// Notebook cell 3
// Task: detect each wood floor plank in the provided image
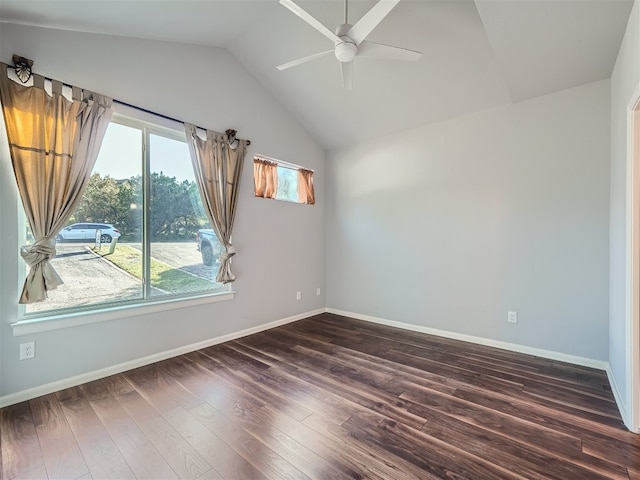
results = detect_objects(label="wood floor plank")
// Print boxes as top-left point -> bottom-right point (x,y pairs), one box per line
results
223,359 -> 355,425
227,340 -> 300,374
314,318 -> 623,425
446,387 -> 632,478
399,381 -> 584,455
452,384 -> 637,446
320,318 -> 614,400
150,361 -> 206,410
164,406 -> 267,480
221,402 -> 352,480
581,433 -> 640,472
29,394 -> 89,480
1,402 -> 45,479
55,386 -> 135,480
163,354 -> 263,413
301,336 -> 458,395
194,468 -> 224,480
301,410 -> 442,479
2,313 -> 638,480
387,347 -> 526,393
227,341 -> 373,424
189,350 -> 313,421
189,402 -> 311,480
231,337 -> 402,428
200,343 -> 271,371
458,354 -> 615,398
418,405 -> 628,480
318,314 -> 602,384
236,334 -> 428,429
7,465 -> 49,480
343,413 -> 528,480
103,375 -> 212,480
124,365 -> 182,414
80,379 -> 180,480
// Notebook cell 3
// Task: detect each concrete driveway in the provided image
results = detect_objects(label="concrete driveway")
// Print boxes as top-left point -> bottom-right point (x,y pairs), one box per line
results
127,242 -> 217,279
26,241 -> 217,314
27,244 -> 142,313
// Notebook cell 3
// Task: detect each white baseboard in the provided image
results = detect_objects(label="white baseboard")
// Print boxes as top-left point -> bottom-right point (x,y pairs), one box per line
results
0,308 -> 324,408
605,365 -> 633,431
326,308 -> 609,371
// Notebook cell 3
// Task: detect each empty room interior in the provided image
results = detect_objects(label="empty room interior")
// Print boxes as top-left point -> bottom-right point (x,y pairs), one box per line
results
1,0 -> 640,478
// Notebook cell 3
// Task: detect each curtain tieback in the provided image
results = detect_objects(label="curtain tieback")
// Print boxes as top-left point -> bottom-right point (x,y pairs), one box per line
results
20,236 -> 57,267
220,244 -> 237,263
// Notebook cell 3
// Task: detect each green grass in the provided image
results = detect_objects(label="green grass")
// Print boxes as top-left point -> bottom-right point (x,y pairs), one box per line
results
97,244 -> 215,293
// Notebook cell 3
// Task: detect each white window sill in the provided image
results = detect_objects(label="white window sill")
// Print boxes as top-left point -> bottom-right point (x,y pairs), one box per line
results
11,291 -> 235,336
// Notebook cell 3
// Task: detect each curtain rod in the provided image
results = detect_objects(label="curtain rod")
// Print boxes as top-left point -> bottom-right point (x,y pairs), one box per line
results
5,55 -> 251,146
255,153 -> 314,172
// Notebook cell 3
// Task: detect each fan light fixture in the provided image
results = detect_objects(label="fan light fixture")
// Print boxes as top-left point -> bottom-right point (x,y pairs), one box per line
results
335,42 -> 357,63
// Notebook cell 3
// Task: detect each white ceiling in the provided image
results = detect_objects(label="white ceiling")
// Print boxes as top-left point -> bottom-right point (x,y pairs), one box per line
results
0,0 -> 634,150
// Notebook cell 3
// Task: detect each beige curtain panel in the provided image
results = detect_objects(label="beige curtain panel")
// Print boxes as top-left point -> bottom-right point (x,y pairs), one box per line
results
254,158 -> 278,199
0,63 -> 113,303
185,124 -> 247,284
297,168 -> 316,205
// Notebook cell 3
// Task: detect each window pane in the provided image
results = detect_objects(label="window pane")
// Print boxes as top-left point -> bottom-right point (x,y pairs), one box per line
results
276,166 -> 298,202
148,133 -> 225,298
26,122 -> 143,314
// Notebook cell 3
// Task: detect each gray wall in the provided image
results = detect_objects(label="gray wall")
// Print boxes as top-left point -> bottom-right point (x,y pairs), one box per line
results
0,14 -> 633,411
326,80 -> 611,361
609,0 -> 640,423
0,24 -> 326,398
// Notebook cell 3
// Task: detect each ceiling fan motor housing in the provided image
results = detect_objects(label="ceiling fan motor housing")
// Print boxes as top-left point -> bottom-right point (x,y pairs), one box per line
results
334,24 -> 356,62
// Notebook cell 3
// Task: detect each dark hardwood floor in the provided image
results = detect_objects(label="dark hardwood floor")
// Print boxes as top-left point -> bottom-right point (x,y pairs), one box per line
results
2,313 -> 639,479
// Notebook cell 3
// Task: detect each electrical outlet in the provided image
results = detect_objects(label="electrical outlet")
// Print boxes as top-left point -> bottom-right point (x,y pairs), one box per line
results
296,291 -> 301,300
20,341 -> 35,360
316,288 -> 321,296
507,311 -> 518,324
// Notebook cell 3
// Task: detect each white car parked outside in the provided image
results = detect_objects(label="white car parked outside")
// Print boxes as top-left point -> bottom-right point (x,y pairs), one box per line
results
55,223 -> 121,243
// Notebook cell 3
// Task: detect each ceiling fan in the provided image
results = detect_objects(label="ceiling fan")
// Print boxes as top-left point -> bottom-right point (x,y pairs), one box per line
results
277,0 -> 422,89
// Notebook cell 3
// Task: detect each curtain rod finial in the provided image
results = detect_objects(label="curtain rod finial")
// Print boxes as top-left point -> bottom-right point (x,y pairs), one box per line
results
12,54 -> 33,83
225,129 -> 250,147
226,129 -> 238,149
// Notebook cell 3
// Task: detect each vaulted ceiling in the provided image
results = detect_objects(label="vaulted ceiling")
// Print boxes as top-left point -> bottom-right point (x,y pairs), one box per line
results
0,0 -> 634,150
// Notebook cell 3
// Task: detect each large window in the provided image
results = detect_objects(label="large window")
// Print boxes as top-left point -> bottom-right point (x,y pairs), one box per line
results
25,115 -> 228,316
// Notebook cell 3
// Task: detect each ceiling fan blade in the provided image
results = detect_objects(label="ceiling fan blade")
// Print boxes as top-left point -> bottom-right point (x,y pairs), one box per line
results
347,0 -> 400,45
357,41 -> 422,61
277,50 -> 334,71
341,61 -> 353,90
279,0 -> 341,43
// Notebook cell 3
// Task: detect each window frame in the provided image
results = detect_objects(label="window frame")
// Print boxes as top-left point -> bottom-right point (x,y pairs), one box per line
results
13,111 -> 233,333
253,154 -> 315,204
